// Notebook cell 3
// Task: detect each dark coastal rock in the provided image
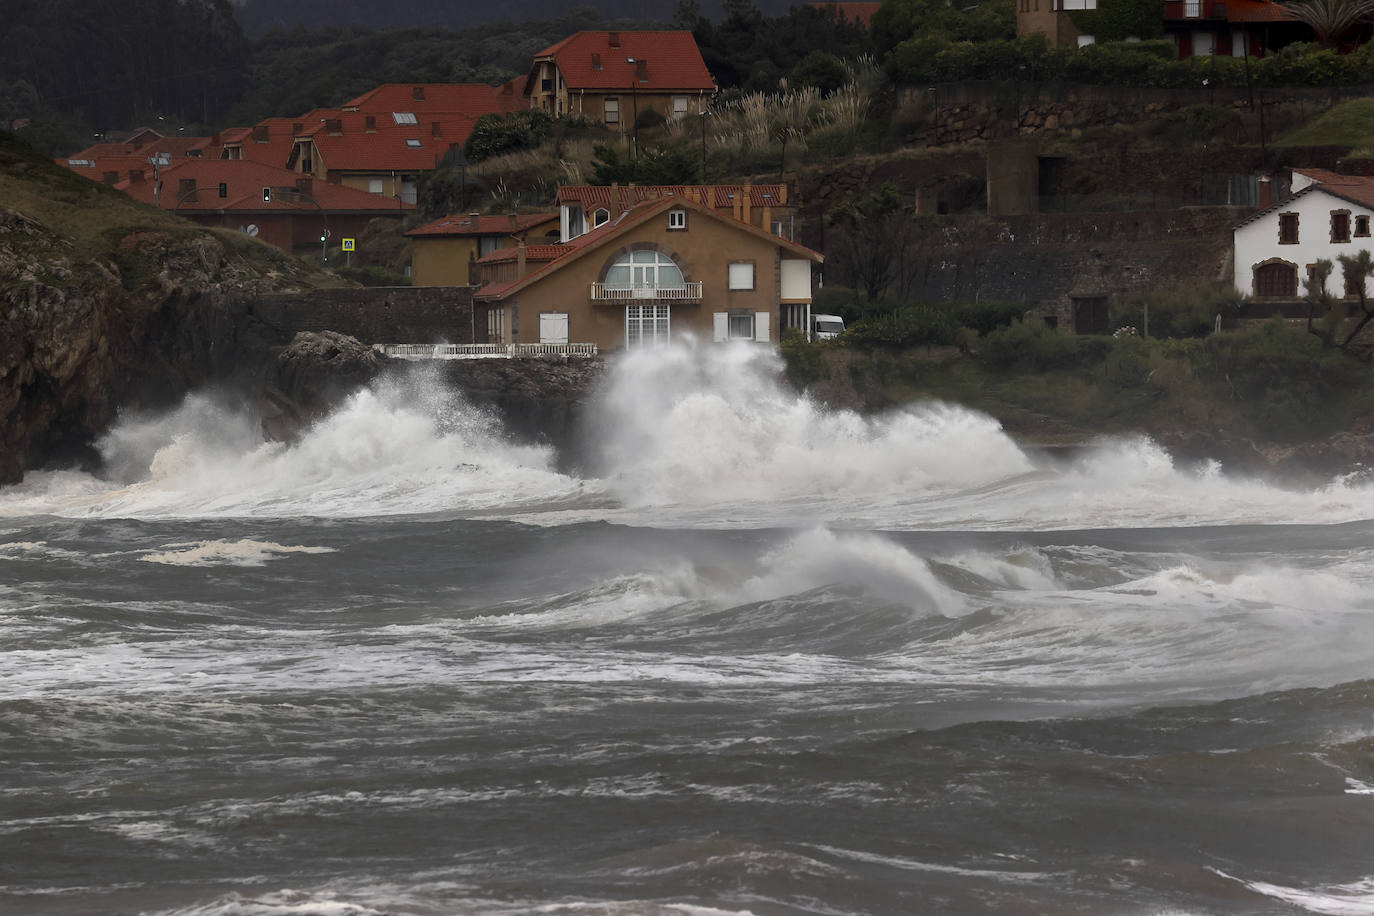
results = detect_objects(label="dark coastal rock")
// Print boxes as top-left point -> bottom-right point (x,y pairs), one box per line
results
0,210 -> 316,483
1262,431 -> 1374,484
1154,429 -> 1272,476
257,331 -> 383,442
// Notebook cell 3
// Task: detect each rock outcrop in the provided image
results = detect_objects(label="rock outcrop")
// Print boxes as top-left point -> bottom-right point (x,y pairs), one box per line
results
257,331 -> 384,442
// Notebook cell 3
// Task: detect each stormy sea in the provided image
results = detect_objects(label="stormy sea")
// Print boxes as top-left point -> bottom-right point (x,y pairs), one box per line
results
3,343 -> 1373,915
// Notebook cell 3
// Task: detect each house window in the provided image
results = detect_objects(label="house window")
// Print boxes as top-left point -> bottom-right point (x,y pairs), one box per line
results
728,262 -> 755,290
405,139 -> 422,148
487,306 -> 505,344
729,312 -> 755,339
1357,215 -> 1371,237
604,98 -> 620,125
713,310 -> 770,342
392,112 -> 417,125
1060,0 -> 1097,8
368,178 -> 384,194
1184,0 -> 1201,15
604,250 -> 685,292
668,209 -> 686,230
1345,271 -> 1366,299
1278,212 -> 1299,244
626,304 -> 671,348
673,96 -> 689,119
1253,261 -> 1298,298
593,207 -> 611,228
1331,210 -> 1351,243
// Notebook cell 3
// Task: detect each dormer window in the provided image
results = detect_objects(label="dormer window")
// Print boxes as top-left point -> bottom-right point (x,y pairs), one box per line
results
593,208 -> 610,228
592,52 -> 602,70
393,112 -> 418,125
668,209 -> 686,230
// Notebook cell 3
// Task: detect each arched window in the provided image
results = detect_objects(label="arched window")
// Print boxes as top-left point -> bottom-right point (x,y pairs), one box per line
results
1253,261 -> 1297,298
603,250 -> 685,291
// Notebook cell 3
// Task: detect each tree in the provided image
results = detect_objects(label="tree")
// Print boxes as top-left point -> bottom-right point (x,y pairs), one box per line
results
825,182 -> 923,303
1279,0 -> 1374,47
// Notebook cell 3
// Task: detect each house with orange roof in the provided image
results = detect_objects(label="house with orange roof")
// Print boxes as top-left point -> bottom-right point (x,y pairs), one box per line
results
557,183 -> 794,241
341,82 -> 525,118
60,130 -> 217,190
525,31 -> 716,128
406,211 -> 561,286
472,194 -> 822,351
1017,0 -> 1306,56
1233,168 -> 1374,300
115,158 -> 413,258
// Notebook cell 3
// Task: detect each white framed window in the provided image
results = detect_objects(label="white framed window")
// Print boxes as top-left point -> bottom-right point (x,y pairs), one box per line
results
1184,0 -> 1202,15
713,310 -> 771,342
668,209 -> 686,229
593,207 -> 611,228
604,98 -> 620,124
604,250 -> 685,292
486,306 -> 505,343
673,96 -> 689,119
728,262 -> 755,290
392,112 -> 418,124
626,304 -> 670,348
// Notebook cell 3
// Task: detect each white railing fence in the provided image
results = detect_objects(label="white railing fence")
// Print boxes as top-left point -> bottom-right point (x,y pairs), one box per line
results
589,281 -> 703,301
374,343 -> 598,360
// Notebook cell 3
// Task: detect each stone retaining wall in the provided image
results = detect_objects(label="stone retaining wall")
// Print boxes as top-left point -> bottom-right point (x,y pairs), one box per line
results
253,286 -> 474,344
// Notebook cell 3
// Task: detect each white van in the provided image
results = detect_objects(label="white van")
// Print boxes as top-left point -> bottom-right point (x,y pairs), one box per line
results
812,314 -> 845,340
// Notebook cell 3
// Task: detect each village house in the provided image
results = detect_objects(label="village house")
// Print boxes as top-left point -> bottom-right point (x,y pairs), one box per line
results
524,31 -> 716,127
406,211 -> 561,286
1233,169 -> 1374,300
116,158 -> 413,257
557,183 -> 795,241
472,193 -> 822,351
1016,0 -> 1304,57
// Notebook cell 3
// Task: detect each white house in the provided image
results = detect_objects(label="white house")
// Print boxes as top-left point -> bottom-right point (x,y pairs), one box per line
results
1234,169 -> 1374,300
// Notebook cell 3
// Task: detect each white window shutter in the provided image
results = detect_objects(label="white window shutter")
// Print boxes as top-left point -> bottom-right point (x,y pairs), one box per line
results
713,312 -> 728,342
754,311 -> 770,342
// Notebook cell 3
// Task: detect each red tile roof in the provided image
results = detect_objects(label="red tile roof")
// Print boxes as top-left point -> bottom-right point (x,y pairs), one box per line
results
117,158 -> 414,213
528,31 -> 715,93
557,184 -> 788,209
1224,0 -> 1294,22
476,195 -> 820,301
406,211 -> 559,238
343,83 -> 526,118
1293,171 -> 1374,210
475,244 -> 567,264
809,2 -> 882,27
60,131 -> 219,183
298,109 -> 475,173
217,117 -> 307,168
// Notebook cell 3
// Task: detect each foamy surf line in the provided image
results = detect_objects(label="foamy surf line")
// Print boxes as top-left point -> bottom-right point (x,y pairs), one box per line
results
139,539 -> 335,567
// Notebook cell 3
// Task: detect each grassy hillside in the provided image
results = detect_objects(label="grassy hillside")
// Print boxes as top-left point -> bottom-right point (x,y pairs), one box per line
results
1272,98 -> 1374,149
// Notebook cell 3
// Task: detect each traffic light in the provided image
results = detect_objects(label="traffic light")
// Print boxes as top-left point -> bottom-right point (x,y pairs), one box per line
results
262,187 -> 271,201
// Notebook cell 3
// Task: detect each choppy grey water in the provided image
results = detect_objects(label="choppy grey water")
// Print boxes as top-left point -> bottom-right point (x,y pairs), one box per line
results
3,345 -> 1373,915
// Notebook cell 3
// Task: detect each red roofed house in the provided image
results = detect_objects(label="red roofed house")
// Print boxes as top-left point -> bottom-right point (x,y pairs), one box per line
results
406,211 -> 562,286
59,130 -> 218,189
1017,0 -> 1307,56
557,184 -> 794,240
116,158 -> 414,258
473,193 -> 822,351
525,31 -> 716,128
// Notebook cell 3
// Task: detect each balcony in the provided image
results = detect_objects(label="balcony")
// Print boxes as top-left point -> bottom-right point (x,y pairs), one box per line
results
1164,0 -> 1224,19
590,281 -> 703,301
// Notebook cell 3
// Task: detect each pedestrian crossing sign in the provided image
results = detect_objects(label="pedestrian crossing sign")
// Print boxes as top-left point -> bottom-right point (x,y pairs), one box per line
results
341,238 -> 355,251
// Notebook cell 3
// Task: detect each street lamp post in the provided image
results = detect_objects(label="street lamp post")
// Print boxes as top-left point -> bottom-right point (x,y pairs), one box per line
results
626,57 -> 639,160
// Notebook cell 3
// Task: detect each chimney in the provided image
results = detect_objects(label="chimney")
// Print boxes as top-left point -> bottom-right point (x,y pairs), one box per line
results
412,86 -> 425,100
517,237 -> 527,277
608,31 -> 620,47
779,184 -> 788,206
102,170 -> 119,185
509,211 -> 518,228
742,183 -> 752,224
252,124 -> 269,142
296,177 -> 313,195
1259,174 -> 1272,209
730,191 -> 741,222
636,59 -> 648,82
468,212 -> 481,229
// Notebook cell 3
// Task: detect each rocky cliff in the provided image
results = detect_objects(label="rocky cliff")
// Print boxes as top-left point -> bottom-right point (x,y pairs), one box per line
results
0,133 -> 328,483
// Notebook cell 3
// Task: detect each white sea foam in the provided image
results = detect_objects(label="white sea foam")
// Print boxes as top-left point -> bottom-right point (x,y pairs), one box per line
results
140,539 -> 335,567
1211,870 -> 1374,915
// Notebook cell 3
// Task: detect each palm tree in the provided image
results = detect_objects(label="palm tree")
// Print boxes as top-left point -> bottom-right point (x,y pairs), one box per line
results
1280,0 -> 1374,47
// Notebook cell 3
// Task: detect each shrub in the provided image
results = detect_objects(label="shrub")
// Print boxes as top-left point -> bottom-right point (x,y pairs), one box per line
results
980,319 -> 1111,370
464,110 -> 554,163
844,305 -> 960,348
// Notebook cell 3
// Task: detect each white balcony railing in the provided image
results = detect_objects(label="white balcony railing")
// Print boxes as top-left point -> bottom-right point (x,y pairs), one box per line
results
590,281 -> 703,301
373,343 -> 598,360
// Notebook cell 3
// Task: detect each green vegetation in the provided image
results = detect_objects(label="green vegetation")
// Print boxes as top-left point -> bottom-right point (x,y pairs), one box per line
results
1273,97 -> 1374,147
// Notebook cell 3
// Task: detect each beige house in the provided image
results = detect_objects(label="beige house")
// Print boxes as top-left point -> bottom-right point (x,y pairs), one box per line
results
407,211 -> 560,286
474,194 -> 822,351
525,31 -> 716,127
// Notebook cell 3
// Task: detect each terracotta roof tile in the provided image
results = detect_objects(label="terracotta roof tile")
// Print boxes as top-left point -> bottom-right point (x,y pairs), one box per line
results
407,211 -> 559,237
557,184 -> 787,209
529,31 -> 714,93
342,82 -> 525,117
299,109 -> 475,172
475,244 -> 567,264
1224,0 -> 1295,22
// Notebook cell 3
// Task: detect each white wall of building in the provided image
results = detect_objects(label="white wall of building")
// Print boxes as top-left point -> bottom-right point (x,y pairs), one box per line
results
1233,187 -> 1374,298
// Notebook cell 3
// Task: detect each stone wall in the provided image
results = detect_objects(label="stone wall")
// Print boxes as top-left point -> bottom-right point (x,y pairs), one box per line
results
253,286 -> 475,345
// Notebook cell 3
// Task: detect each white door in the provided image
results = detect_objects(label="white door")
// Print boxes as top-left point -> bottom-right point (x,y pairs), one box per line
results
539,312 -> 569,344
